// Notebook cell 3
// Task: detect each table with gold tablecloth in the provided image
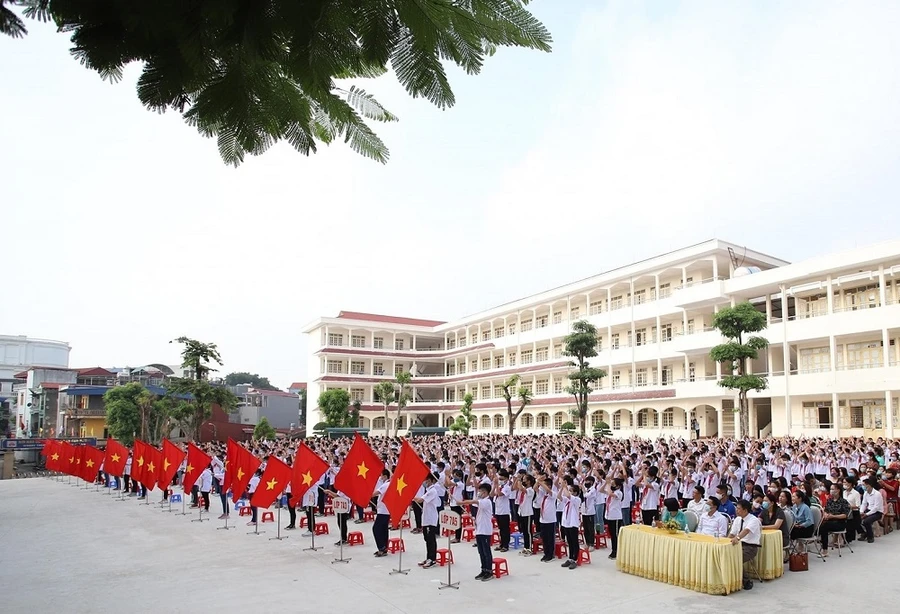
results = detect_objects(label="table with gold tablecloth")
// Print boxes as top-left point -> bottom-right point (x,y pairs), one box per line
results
746,529 -> 783,580
616,524 -> 743,595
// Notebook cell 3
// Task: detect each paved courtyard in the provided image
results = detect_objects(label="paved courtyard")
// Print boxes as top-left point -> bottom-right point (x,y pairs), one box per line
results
0,478 -> 895,613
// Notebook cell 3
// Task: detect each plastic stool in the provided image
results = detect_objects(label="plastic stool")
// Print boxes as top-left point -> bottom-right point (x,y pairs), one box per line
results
388,537 -> 405,553
435,548 -> 454,566
492,517 -> 498,528
442,528 -> 454,537
261,511 -> 275,523
462,527 -> 475,542
491,531 -> 500,546
555,542 -> 567,559
509,521 -> 519,534
492,557 -> 509,578
314,523 -> 330,535
363,510 -> 375,522
594,533 -> 608,549
510,532 -> 523,549
461,515 -> 473,527
400,518 -> 411,529
325,504 -> 334,516
239,507 -> 253,517
170,493 -> 182,503
348,531 -> 364,546
577,549 -> 591,565
532,536 -> 543,550
299,516 -> 308,528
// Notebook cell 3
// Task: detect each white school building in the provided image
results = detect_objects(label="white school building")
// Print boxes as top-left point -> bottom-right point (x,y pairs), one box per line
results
303,239 -> 900,440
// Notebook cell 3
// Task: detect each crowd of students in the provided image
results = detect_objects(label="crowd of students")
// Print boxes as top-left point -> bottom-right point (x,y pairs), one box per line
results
110,433 -> 899,585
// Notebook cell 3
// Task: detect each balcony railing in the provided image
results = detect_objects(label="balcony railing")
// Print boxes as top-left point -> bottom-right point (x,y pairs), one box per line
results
672,276 -> 728,291
63,407 -> 106,417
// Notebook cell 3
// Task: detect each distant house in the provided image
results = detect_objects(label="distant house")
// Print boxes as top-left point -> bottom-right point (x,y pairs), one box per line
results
288,382 -> 307,395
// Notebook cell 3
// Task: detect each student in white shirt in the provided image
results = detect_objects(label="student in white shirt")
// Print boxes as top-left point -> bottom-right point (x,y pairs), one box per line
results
198,465 -> 213,512
458,483 -> 496,581
557,479 -> 583,569
214,462 -> 229,520
444,469 -> 466,543
536,473 -> 558,562
373,470 -> 392,557
729,499 -> 762,590
301,476 -> 318,536
514,473 -> 535,555
842,477 -> 862,543
413,472 -> 441,568
247,469 -> 261,525
492,470 -> 512,552
581,476 -> 597,551
637,466 -> 662,525
603,476 -> 624,560
686,485 -> 708,517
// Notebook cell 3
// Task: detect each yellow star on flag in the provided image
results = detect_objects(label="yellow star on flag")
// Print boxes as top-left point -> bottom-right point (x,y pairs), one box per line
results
163,459 -> 171,471
110,453 -> 121,463
68,457 -> 74,464
237,467 -> 245,481
137,456 -> 144,467
185,464 -> 194,474
302,471 -> 313,486
147,461 -> 155,473
266,478 -> 278,491
86,459 -> 95,468
76,458 -> 81,465
51,453 -> 59,461
357,462 -> 369,479
395,474 -> 408,495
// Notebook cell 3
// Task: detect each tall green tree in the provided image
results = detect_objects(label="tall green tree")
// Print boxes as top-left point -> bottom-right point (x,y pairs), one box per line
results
449,393 -> 475,436
253,416 -> 277,440
563,320 -> 607,437
500,374 -> 533,435
224,372 -> 279,390
8,1 -> 552,166
392,370 -> 412,437
374,380 -> 396,436
104,382 -> 144,445
710,302 -> 769,438
318,388 -> 353,428
166,336 -> 235,440
171,336 -> 223,380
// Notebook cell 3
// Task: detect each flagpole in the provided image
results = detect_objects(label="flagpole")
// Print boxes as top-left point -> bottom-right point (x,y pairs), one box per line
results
269,493 -> 288,541
247,513 -> 265,536
390,510 -> 410,575
145,484 -> 151,506
303,506 -> 320,551
117,475 -> 127,502
332,497 -> 350,563
192,495 -> 208,523
177,490 -> 188,516
217,493 -> 233,531
438,512 -> 460,590
163,488 -> 173,513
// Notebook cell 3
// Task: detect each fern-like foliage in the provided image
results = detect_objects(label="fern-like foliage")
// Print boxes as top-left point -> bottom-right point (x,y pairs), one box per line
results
8,0 -> 552,165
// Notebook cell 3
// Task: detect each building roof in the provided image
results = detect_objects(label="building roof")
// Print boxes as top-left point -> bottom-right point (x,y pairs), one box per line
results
249,388 -> 298,397
12,366 -> 76,379
336,311 -> 446,328
39,382 -> 63,389
288,382 -> 307,390
76,367 -> 116,377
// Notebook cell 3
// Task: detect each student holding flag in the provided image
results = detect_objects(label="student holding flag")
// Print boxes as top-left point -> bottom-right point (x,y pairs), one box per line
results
412,472 -> 441,568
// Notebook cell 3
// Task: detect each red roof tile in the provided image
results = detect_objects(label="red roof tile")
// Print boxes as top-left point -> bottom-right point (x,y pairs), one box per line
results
39,382 -> 63,389
336,311 -> 445,328
289,382 -> 307,390
76,367 -> 116,377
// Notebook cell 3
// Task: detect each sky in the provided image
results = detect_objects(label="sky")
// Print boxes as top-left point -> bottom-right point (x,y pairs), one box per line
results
2,1 -> 899,390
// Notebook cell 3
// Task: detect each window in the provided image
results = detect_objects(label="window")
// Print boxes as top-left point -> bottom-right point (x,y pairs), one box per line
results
658,283 -> 671,299
481,415 -> 491,428
612,411 -> 621,429
635,368 -> 648,386
553,311 -> 563,325
459,338 -> 467,348
660,324 -> 673,342
844,341 -> 884,369
373,417 -> 386,430
470,411 -> 478,426
350,361 -> 365,375
394,339 -> 404,350
553,412 -> 565,429
374,337 -> 384,349
481,386 -> 491,400
494,356 -> 505,369
520,414 -> 533,428
351,335 -> 366,348
553,379 -> 564,394
611,333 -> 620,350
471,333 -> 478,344
535,346 -> 548,362
802,401 -> 833,428
350,388 -> 365,402
482,330 -> 492,341
471,360 -> 478,372
373,362 -> 385,376
537,413 -> 549,429
610,295 -> 623,310
612,370 -> 621,389
596,337 -> 603,352
521,319 -> 533,331
458,363 -> 466,374
494,327 -> 504,338
799,347 -> 830,373
508,352 -> 516,366
328,333 -> 344,346
446,365 -> 456,376
591,413 -> 605,428
687,319 -> 695,334
553,344 -> 562,358
535,379 -> 549,395
457,388 -> 465,401
589,300 -> 603,315
688,362 -> 695,382
662,408 -> 674,427
394,364 -> 404,376
570,306 -> 581,319
536,315 -> 548,328
521,382 -> 533,394
447,339 -> 456,349
660,366 -> 672,386
521,349 -> 533,364
508,323 -> 517,335
471,388 -> 478,401
633,289 -> 646,305
481,358 -> 491,370
494,415 -> 504,429
685,276 -> 694,287
327,360 -> 344,374
634,328 -> 648,347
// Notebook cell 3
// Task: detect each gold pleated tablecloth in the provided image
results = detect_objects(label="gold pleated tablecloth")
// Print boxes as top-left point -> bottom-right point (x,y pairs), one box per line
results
749,529 -> 784,580
616,525 -> 743,595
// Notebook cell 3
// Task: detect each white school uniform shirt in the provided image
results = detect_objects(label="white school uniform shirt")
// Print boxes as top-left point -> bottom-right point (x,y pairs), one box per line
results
621,477 -> 635,507
301,484 -> 317,507
561,494 -> 581,528
448,479 -> 464,506
375,480 -> 390,515
697,511 -> 728,537
421,486 -> 440,527
537,489 -> 557,524
517,486 -> 534,517
725,466 -> 743,496
248,474 -> 260,495
124,457 -> 132,475
475,496 -> 494,536
640,479 -> 661,510
581,485 -> 597,514
861,489 -> 884,515
661,478 -> 678,501
605,490 -> 623,521
494,482 -> 512,515
687,497 -> 707,517
199,468 -> 213,491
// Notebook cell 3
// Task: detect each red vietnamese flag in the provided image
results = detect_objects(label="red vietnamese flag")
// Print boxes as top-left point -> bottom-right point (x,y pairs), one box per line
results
43,440 -> 61,471
250,456 -> 292,509
333,434 -> 384,509
59,442 -> 76,476
103,438 -> 129,477
81,446 -> 103,482
230,444 -> 261,503
142,445 -> 161,491
182,442 -> 211,494
73,445 -> 86,480
382,439 -> 430,526
131,440 -> 148,485
291,442 -> 329,503
158,439 -> 185,490
224,438 -> 241,495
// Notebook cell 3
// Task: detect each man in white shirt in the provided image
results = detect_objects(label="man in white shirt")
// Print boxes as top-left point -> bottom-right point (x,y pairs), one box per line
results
859,477 -> 884,543
696,496 -> 729,538
686,485 -> 708,517
729,499 -> 762,590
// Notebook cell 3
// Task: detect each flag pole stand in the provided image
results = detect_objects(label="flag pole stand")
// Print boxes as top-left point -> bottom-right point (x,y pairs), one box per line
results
117,476 -> 127,502
163,489 -> 173,513
217,503 -> 233,531
390,523 -> 409,575
145,487 -> 151,506
269,502 -> 288,541
332,516 -> 349,564
438,532 -> 459,590
191,502 -> 208,523
177,492 -> 189,516
303,507 -> 320,551
247,516 -> 265,536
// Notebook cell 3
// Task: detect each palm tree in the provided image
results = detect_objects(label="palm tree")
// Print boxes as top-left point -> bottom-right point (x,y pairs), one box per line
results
8,1 -> 552,166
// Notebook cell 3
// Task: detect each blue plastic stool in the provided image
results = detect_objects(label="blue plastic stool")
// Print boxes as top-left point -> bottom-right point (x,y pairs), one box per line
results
170,493 -> 183,503
510,532 -> 523,549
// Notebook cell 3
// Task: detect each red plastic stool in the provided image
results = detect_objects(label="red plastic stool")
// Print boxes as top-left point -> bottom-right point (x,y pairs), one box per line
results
461,515 -> 474,527
400,518 -> 411,529
388,537 -> 405,553
492,517 -> 498,528
314,523 -> 330,535
492,557 -> 509,578
509,521 -> 519,534
577,549 -> 591,565
490,530 -> 500,545
554,542 -> 567,559
239,507 -> 252,517
348,531 -> 364,546
363,510 -> 375,522
261,511 -> 275,523
532,536 -> 543,550
435,548 -> 454,566
594,533 -> 608,549
324,504 -> 334,516
442,528 -> 454,537
462,527 -> 475,542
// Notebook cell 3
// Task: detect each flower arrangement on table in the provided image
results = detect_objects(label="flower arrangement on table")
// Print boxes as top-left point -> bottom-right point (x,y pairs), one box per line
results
659,519 -> 682,534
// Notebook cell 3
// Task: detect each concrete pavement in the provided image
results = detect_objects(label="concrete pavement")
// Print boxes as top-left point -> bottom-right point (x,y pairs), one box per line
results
0,478 -> 895,613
